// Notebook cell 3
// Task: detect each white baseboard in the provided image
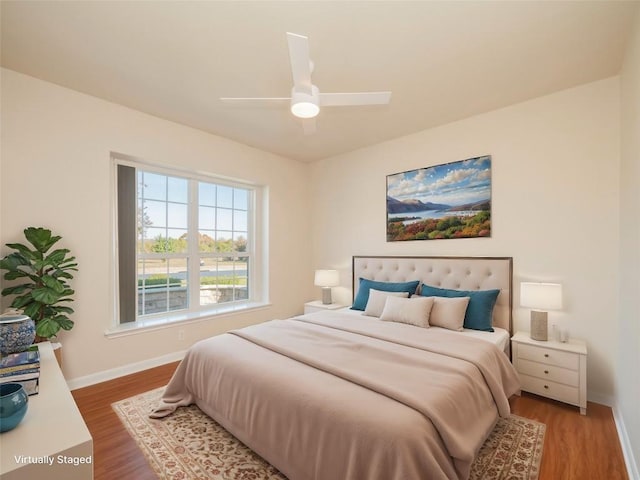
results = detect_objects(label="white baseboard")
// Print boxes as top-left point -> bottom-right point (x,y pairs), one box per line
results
613,405 -> 640,480
66,349 -> 187,391
588,391 -> 638,479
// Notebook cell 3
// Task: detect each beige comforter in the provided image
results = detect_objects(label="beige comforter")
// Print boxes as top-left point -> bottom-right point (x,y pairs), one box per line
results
152,312 -> 520,480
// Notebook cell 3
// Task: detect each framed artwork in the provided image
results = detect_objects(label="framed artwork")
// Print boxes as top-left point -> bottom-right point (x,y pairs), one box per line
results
386,155 -> 491,241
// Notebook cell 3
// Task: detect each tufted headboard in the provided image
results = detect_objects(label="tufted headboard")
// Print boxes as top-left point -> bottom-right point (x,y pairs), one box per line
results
352,256 -> 513,333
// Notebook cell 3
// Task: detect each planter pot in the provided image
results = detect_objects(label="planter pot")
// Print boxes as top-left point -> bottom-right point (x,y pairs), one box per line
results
0,383 -> 29,433
0,314 -> 35,356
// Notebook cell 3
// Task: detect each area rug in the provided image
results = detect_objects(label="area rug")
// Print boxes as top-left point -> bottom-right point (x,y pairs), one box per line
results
113,387 -> 545,480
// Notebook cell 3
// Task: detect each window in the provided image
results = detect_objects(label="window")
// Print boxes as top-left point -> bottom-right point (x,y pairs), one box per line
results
114,155 -> 265,327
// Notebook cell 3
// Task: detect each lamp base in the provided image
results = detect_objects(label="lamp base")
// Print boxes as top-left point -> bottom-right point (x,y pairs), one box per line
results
321,287 -> 332,305
530,311 -> 548,341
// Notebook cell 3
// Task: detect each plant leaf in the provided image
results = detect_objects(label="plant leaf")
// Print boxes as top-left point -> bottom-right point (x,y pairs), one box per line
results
42,275 -> 65,293
5,243 -> 39,261
1,284 -> 32,296
45,249 -> 70,265
22,303 -> 40,319
54,316 -> 74,330
35,317 -> 60,339
59,265 -> 78,272
4,270 -> 33,281
24,227 -> 61,253
54,306 -> 75,314
57,261 -> 78,270
0,252 -> 31,271
12,294 -> 35,309
32,287 -> 62,305
52,271 -> 74,279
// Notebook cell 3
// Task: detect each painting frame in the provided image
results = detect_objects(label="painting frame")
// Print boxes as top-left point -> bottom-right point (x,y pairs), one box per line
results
386,155 -> 492,242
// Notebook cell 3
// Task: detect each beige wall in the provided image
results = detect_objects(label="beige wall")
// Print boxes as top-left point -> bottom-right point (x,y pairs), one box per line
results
619,7 -> 640,474
310,78 -> 621,400
0,68 -> 312,381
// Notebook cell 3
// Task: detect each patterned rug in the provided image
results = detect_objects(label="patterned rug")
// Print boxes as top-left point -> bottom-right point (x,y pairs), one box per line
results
113,387 -> 545,480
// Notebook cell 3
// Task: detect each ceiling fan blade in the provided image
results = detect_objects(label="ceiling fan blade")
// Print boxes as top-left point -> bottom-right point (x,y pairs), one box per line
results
287,32 -> 313,95
319,91 -> 392,106
302,118 -> 316,135
220,97 -> 290,105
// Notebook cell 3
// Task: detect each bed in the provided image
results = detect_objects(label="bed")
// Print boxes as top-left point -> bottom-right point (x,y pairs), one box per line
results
152,256 -> 521,480
351,256 -> 514,356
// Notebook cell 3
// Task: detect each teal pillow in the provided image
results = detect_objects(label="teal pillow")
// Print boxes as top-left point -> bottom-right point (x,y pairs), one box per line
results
351,278 -> 420,311
420,284 -> 499,332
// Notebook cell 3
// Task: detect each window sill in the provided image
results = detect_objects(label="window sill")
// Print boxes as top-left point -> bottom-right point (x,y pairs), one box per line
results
104,301 -> 272,339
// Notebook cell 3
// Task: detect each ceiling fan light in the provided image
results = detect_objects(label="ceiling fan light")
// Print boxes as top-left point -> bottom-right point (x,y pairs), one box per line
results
291,101 -> 319,119
291,85 -> 320,118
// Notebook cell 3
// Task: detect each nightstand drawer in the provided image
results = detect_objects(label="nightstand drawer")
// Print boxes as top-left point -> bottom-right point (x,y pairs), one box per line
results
517,359 -> 579,387
518,343 -> 579,370
519,373 -> 580,405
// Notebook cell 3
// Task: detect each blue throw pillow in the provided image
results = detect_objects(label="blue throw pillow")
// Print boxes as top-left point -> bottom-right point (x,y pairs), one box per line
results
351,278 -> 420,311
420,284 -> 500,332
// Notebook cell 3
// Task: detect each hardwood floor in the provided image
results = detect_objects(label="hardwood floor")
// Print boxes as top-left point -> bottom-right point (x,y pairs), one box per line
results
509,393 -> 628,480
72,362 -> 179,480
72,362 -> 629,480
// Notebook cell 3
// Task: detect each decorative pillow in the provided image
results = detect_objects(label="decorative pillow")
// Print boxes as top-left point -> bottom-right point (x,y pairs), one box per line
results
427,296 -> 470,331
363,289 -> 410,317
420,284 -> 500,332
351,278 -> 420,311
380,296 -> 434,328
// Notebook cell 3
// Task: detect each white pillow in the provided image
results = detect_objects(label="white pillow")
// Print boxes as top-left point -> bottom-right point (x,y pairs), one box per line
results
379,296 -> 434,328
427,296 -> 471,331
363,289 -> 410,317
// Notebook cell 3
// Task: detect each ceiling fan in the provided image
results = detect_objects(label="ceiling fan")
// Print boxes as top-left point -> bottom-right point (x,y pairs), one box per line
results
220,32 -> 392,134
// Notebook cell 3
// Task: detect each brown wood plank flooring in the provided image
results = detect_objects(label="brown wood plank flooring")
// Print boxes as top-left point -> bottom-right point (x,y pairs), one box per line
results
509,393 -> 628,480
72,362 -> 179,480
72,362 -> 628,480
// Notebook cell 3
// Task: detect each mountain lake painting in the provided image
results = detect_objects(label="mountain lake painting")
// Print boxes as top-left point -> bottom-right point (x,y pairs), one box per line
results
387,156 -> 491,241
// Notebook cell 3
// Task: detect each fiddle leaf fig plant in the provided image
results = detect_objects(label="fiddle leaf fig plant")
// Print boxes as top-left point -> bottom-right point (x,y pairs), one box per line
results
0,227 -> 78,340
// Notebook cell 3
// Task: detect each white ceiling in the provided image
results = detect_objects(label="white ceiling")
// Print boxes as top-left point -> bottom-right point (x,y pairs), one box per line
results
1,1 -> 638,162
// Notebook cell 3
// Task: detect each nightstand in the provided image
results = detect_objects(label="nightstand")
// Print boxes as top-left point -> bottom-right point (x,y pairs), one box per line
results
304,301 -> 346,314
511,331 -> 587,415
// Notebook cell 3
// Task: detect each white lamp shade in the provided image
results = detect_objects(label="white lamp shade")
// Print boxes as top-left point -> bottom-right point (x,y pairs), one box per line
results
291,101 -> 319,119
291,86 -> 320,119
314,269 -> 339,287
520,282 -> 563,310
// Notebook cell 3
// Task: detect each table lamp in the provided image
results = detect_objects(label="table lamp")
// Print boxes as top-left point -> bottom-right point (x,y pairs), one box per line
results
314,269 -> 339,305
520,282 -> 563,341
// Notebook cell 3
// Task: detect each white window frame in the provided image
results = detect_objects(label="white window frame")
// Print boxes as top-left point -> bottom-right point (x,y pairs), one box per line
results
108,153 -> 269,336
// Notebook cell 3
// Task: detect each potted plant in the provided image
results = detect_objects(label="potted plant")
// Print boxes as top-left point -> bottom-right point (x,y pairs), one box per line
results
0,227 -> 77,342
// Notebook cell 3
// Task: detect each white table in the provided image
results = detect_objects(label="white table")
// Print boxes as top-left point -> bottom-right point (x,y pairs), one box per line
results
0,342 -> 93,479
304,301 -> 347,314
